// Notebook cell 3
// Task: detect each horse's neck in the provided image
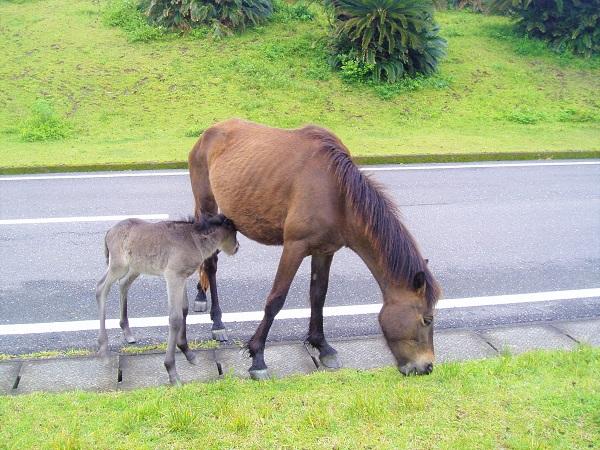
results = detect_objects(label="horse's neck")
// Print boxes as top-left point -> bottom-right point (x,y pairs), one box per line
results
346,230 -> 390,293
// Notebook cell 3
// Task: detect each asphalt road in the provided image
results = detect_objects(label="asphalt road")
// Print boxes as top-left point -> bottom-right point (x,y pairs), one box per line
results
1,161 -> 599,354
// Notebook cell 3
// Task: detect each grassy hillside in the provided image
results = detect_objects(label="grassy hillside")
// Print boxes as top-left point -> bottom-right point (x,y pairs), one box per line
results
0,0 -> 599,170
1,347 -> 598,448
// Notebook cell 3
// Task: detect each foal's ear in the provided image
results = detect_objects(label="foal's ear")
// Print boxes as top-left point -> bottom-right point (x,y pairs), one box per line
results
413,271 -> 427,297
206,214 -> 226,226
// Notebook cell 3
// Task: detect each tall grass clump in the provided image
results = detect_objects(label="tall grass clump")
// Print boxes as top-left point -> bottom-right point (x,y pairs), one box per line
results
489,0 -> 600,57
19,100 -> 71,142
103,0 -> 165,42
328,0 -> 447,83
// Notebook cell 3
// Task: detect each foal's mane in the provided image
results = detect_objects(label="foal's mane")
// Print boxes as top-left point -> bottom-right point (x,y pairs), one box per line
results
170,216 -> 220,235
302,126 -> 441,308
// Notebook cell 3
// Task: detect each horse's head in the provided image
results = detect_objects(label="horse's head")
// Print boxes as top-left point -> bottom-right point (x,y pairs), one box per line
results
378,271 -> 436,376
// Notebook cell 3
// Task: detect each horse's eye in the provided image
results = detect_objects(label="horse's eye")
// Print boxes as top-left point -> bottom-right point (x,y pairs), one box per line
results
422,315 -> 433,326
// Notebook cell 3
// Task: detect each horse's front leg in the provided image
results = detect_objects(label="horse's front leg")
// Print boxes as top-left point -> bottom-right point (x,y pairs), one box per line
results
247,241 -> 307,380
306,254 -> 341,369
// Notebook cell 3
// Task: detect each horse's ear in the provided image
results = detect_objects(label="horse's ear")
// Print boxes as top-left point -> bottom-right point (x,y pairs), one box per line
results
413,271 -> 426,297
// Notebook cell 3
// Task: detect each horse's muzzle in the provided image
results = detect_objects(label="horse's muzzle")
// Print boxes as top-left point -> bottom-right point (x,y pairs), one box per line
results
399,362 -> 433,376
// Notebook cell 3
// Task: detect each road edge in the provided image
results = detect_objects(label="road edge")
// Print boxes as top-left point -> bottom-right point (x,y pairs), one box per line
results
2,150 -> 600,175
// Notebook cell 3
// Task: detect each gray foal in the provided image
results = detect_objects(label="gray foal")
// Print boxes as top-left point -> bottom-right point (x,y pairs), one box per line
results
96,214 -> 238,385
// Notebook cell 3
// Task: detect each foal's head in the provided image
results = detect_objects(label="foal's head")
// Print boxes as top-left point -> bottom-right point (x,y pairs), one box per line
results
202,214 -> 239,256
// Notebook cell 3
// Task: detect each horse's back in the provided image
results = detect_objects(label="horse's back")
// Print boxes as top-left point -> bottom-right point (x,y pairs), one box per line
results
189,119 -> 346,247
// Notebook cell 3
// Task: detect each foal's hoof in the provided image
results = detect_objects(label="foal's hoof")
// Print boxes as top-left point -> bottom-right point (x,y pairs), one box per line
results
319,353 -> 342,369
249,369 -> 270,381
186,352 -> 199,365
124,334 -> 136,344
193,300 -> 208,313
211,328 -> 228,342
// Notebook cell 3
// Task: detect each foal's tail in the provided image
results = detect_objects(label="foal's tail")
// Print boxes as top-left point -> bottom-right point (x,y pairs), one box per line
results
104,235 -> 109,266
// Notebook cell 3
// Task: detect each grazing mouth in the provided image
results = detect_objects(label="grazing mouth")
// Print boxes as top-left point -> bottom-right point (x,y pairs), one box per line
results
399,363 -> 434,376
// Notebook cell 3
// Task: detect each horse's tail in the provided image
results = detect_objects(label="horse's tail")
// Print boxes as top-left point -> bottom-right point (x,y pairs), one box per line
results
199,266 -> 210,292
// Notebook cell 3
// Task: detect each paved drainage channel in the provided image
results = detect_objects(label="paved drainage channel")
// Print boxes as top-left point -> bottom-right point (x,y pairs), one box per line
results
1,319 -> 598,395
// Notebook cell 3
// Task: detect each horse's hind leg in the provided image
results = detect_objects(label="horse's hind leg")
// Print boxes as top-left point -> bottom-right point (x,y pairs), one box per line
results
119,271 -> 139,344
204,253 -> 228,341
307,254 -> 341,369
177,287 -> 198,365
189,140 -> 218,313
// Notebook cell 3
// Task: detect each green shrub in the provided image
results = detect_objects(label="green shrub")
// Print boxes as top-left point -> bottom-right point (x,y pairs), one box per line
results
328,0 -> 447,82
489,0 -> 600,57
103,0 -> 165,42
19,100 -> 71,142
504,107 -> 546,124
143,0 -> 273,36
272,0 -> 315,22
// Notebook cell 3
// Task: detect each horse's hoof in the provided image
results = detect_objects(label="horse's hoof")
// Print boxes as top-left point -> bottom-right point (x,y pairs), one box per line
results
193,300 -> 208,313
249,369 -> 270,381
124,335 -> 136,344
319,353 -> 342,369
211,328 -> 228,342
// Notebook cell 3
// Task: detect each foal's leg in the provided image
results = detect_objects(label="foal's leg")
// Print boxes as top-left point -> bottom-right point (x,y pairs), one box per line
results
204,253 -> 228,341
96,266 -> 127,356
247,241 -> 307,380
164,273 -> 186,385
177,287 -> 198,365
306,254 -> 341,369
119,271 -> 139,344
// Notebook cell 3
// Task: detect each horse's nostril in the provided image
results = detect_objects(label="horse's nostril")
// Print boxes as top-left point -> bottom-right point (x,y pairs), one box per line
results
424,363 -> 433,374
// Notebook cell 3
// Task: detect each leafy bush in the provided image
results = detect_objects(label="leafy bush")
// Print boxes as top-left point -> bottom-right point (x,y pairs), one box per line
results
328,0 -> 447,82
143,0 -> 273,35
19,100 -> 71,142
488,0 -> 600,57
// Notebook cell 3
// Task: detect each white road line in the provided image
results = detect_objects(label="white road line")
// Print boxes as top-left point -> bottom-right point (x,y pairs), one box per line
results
0,172 -> 186,181
1,287 -> 598,336
363,161 -> 600,171
1,161 -> 598,181
0,214 -> 169,225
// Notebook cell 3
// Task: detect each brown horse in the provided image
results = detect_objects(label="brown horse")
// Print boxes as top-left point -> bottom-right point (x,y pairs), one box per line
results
189,119 -> 441,379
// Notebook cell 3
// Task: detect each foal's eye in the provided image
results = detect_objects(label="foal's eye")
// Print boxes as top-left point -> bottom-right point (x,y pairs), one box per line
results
422,315 -> 433,326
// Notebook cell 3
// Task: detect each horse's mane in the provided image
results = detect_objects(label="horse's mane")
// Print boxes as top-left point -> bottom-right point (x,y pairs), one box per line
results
302,126 -> 441,308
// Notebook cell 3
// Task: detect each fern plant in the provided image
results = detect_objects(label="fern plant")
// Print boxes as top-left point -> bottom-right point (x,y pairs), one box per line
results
328,0 -> 447,82
143,0 -> 273,35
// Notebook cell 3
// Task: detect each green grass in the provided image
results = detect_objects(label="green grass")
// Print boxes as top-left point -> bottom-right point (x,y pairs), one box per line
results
0,1 -> 599,172
1,347 -> 598,448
